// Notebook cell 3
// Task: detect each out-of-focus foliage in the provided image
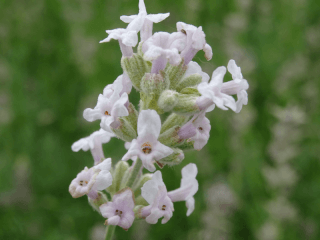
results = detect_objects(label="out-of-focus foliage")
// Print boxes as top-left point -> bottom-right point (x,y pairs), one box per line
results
0,0 -> 319,239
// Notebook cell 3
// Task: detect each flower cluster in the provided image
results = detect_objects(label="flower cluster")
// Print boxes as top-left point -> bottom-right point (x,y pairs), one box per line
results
68,0 -> 249,234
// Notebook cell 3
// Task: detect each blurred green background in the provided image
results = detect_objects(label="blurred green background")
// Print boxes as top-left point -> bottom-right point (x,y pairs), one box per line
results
1,0 -> 320,239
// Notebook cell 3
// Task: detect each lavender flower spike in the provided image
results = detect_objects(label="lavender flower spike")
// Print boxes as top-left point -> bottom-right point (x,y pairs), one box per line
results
121,0 -> 170,42
168,163 -> 199,216
177,22 -> 213,65
69,158 -> 113,199
122,110 -> 173,172
141,171 -> 174,224
100,188 -> 135,230
71,129 -> 115,165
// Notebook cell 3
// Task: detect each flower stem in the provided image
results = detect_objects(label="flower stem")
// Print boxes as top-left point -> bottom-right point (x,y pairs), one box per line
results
105,225 -> 116,240
126,158 -> 143,188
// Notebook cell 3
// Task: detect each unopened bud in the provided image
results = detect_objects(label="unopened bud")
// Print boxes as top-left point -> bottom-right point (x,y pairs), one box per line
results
157,148 -> 185,166
122,103 -> 138,132
175,74 -> 202,92
166,60 -> 188,90
121,54 -> 151,91
180,87 -> 201,95
111,118 -> 137,142
140,72 -> 169,95
158,90 -> 179,112
177,139 -> 195,151
133,173 -> 153,196
158,125 -> 183,147
107,161 -> 129,194
135,196 -> 149,206
172,94 -> 201,115
161,113 -> 189,134
134,205 -> 145,219
88,191 -> 108,213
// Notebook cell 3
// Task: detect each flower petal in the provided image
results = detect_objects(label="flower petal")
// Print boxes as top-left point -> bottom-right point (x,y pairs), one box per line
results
146,13 -> 170,23
83,108 -> 102,122
137,110 -> 161,139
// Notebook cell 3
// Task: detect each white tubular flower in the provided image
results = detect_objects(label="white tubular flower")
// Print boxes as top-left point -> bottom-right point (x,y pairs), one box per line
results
83,80 -> 129,132
103,74 -> 132,97
184,61 -> 210,82
100,188 -> 135,230
69,158 -> 113,199
71,129 -> 115,165
224,60 -> 249,113
177,22 -> 213,65
197,66 -> 237,112
167,163 -> 199,216
141,171 -> 174,224
142,32 -> 186,73
178,111 -> 211,150
100,11 -> 145,57
122,110 -> 173,172
124,142 -> 138,161
120,0 -> 170,42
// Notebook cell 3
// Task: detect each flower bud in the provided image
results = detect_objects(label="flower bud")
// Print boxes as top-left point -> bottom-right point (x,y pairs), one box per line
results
133,205 -> 145,219
122,103 -> 138,132
111,118 -> 137,142
175,74 -> 202,92
157,148 -> 185,166
158,125 -> 183,147
88,191 -> 109,213
166,60 -> 188,90
121,53 -> 151,91
133,173 -> 153,196
135,196 -> 149,206
177,139 -> 195,151
107,161 -> 130,194
158,90 -> 179,112
161,113 -> 189,134
140,72 -> 170,96
180,87 -> 201,95
172,94 -> 201,115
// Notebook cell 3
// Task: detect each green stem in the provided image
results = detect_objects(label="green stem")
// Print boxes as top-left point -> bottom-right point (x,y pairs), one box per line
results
126,158 -> 143,188
105,225 -> 116,240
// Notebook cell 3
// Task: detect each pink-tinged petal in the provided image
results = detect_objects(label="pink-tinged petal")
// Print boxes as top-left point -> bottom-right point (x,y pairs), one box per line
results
95,158 -> 112,171
122,139 -> 140,161
119,211 -> 135,229
111,93 -> 129,119
182,163 -> 198,179
138,0 -> 147,13
185,61 -> 210,83
227,59 -> 243,80
71,139 -> 90,152
152,142 -> 174,161
141,179 -> 159,205
192,132 -> 208,150
100,202 -> 116,218
83,108 -> 102,122
120,15 -> 137,23
203,43 -> 212,61
113,188 -> 135,210
137,110 -> 161,139
122,31 -> 139,47
146,13 -> 170,23
210,66 -> 226,87
145,208 -> 163,224
140,154 -> 156,172
186,197 -> 195,216
93,171 -> 113,191
107,215 -> 121,226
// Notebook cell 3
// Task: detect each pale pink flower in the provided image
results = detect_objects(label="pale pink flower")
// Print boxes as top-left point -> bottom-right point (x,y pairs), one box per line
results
100,188 -> 135,230
122,110 -> 173,172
